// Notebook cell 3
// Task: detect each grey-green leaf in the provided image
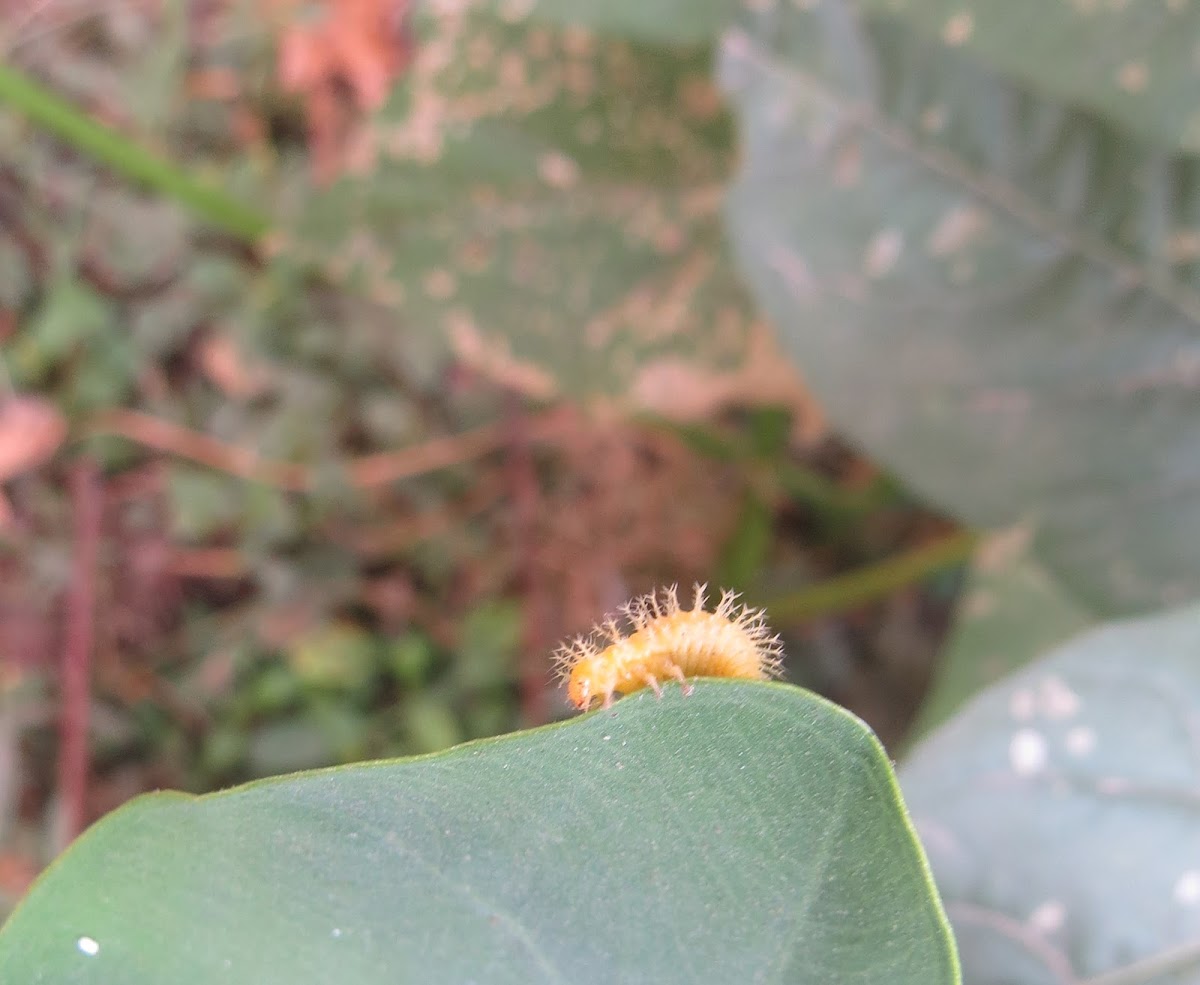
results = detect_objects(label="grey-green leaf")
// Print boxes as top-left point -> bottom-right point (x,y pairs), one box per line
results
911,528 -> 1097,739
721,2 -> 1200,614
856,0 -> 1200,153
0,682 -> 958,985
902,603 -> 1200,984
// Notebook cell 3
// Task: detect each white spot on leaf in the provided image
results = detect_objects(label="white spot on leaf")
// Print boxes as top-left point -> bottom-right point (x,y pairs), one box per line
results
1117,61 -> 1149,92
1027,900 -> 1066,934
537,151 -> 580,189
1065,726 -> 1096,757
768,245 -> 819,303
1176,871 -> 1200,905
77,937 -> 100,957
1010,728 -> 1048,776
423,269 -> 457,300
942,12 -> 974,45
927,206 -> 987,257
864,229 -> 904,278
1038,676 -> 1081,720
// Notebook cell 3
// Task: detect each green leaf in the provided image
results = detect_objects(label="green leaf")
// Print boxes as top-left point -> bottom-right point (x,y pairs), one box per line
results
717,490 -> 774,588
286,623 -> 379,693
857,0 -> 1200,153
17,280 -> 112,376
285,2 -> 758,399
912,528 -> 1097,739
485,0 -> 737,43
0,682 -> 959,984
902,603 -> 1200,985
167,467 -> 243,542
720,3 -> 1200,614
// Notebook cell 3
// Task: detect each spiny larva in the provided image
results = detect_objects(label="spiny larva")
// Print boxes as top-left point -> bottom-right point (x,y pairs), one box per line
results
554,584 -> 784,711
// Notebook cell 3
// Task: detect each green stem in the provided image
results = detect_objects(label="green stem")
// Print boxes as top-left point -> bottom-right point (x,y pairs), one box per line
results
0,62 -> 269,241
638,413 -> 890,519
758,528 -> 981,622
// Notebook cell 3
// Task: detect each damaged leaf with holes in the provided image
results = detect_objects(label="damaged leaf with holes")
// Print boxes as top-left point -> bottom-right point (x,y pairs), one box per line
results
283,0 -> 760,399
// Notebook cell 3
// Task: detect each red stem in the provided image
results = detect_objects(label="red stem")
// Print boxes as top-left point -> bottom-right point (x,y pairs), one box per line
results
57,458 -> 101,845
506,398 -> 549,725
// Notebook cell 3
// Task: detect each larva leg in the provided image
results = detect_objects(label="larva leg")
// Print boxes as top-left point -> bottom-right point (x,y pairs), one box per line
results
602,690 -> 614,710
642,673 -> 663,699
666,662 -> 694,697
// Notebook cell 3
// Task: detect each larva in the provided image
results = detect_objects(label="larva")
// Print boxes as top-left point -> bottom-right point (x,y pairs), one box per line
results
554,584 -> 784,711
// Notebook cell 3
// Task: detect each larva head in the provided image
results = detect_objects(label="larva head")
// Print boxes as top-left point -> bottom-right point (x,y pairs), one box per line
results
566,655 -> 616,711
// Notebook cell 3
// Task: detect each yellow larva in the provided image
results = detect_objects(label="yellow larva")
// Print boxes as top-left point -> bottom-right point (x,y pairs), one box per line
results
554,584 -> 784,711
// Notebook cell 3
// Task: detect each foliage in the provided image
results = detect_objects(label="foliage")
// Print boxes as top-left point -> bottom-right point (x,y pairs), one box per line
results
0,683 -> 958,984
282,2 -> 758,399
9,0 -> 1200,981
910,528 -> 1094,739
0,0 -> 959,943
720,0 -> 1200,616
708,1 -> 1200,983
454,0 -> 1200,981
903,607 -> 1200,984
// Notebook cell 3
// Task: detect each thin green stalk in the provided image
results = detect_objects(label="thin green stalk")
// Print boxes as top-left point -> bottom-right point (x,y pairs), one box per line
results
758,528 -> 981,622
638,413 -> 890,519
0,62 -> 269,241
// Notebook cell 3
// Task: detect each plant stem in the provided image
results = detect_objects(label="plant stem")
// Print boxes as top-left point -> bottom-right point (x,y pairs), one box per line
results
1080,938 -> 1200,985
758,528 -> 981,622
639,413 -> 889,519
57,459 -> 101,850
0,62 -> 269,241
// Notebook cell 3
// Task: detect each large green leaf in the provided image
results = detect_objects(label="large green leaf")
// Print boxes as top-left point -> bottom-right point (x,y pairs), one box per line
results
857,0 -> 1200,153
720,1 -> 1200,614
0,682 -> 958,984
912,528 -> 1097,739
285,0 -> 757,399
902,604 -> 1200,985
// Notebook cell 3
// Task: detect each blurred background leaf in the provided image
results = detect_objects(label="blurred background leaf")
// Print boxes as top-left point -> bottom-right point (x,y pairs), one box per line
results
856,0 -> 1200,153
903,604 -> 1200,985
721,1 -> 1200,614
911,526 -> 1096,739
281,1 -> 763,400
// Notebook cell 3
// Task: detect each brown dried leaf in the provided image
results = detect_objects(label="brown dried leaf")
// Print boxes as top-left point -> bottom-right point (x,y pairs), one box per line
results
630,323 -> 827,444
0,397 -> 67,482
273,0 -> 414,180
